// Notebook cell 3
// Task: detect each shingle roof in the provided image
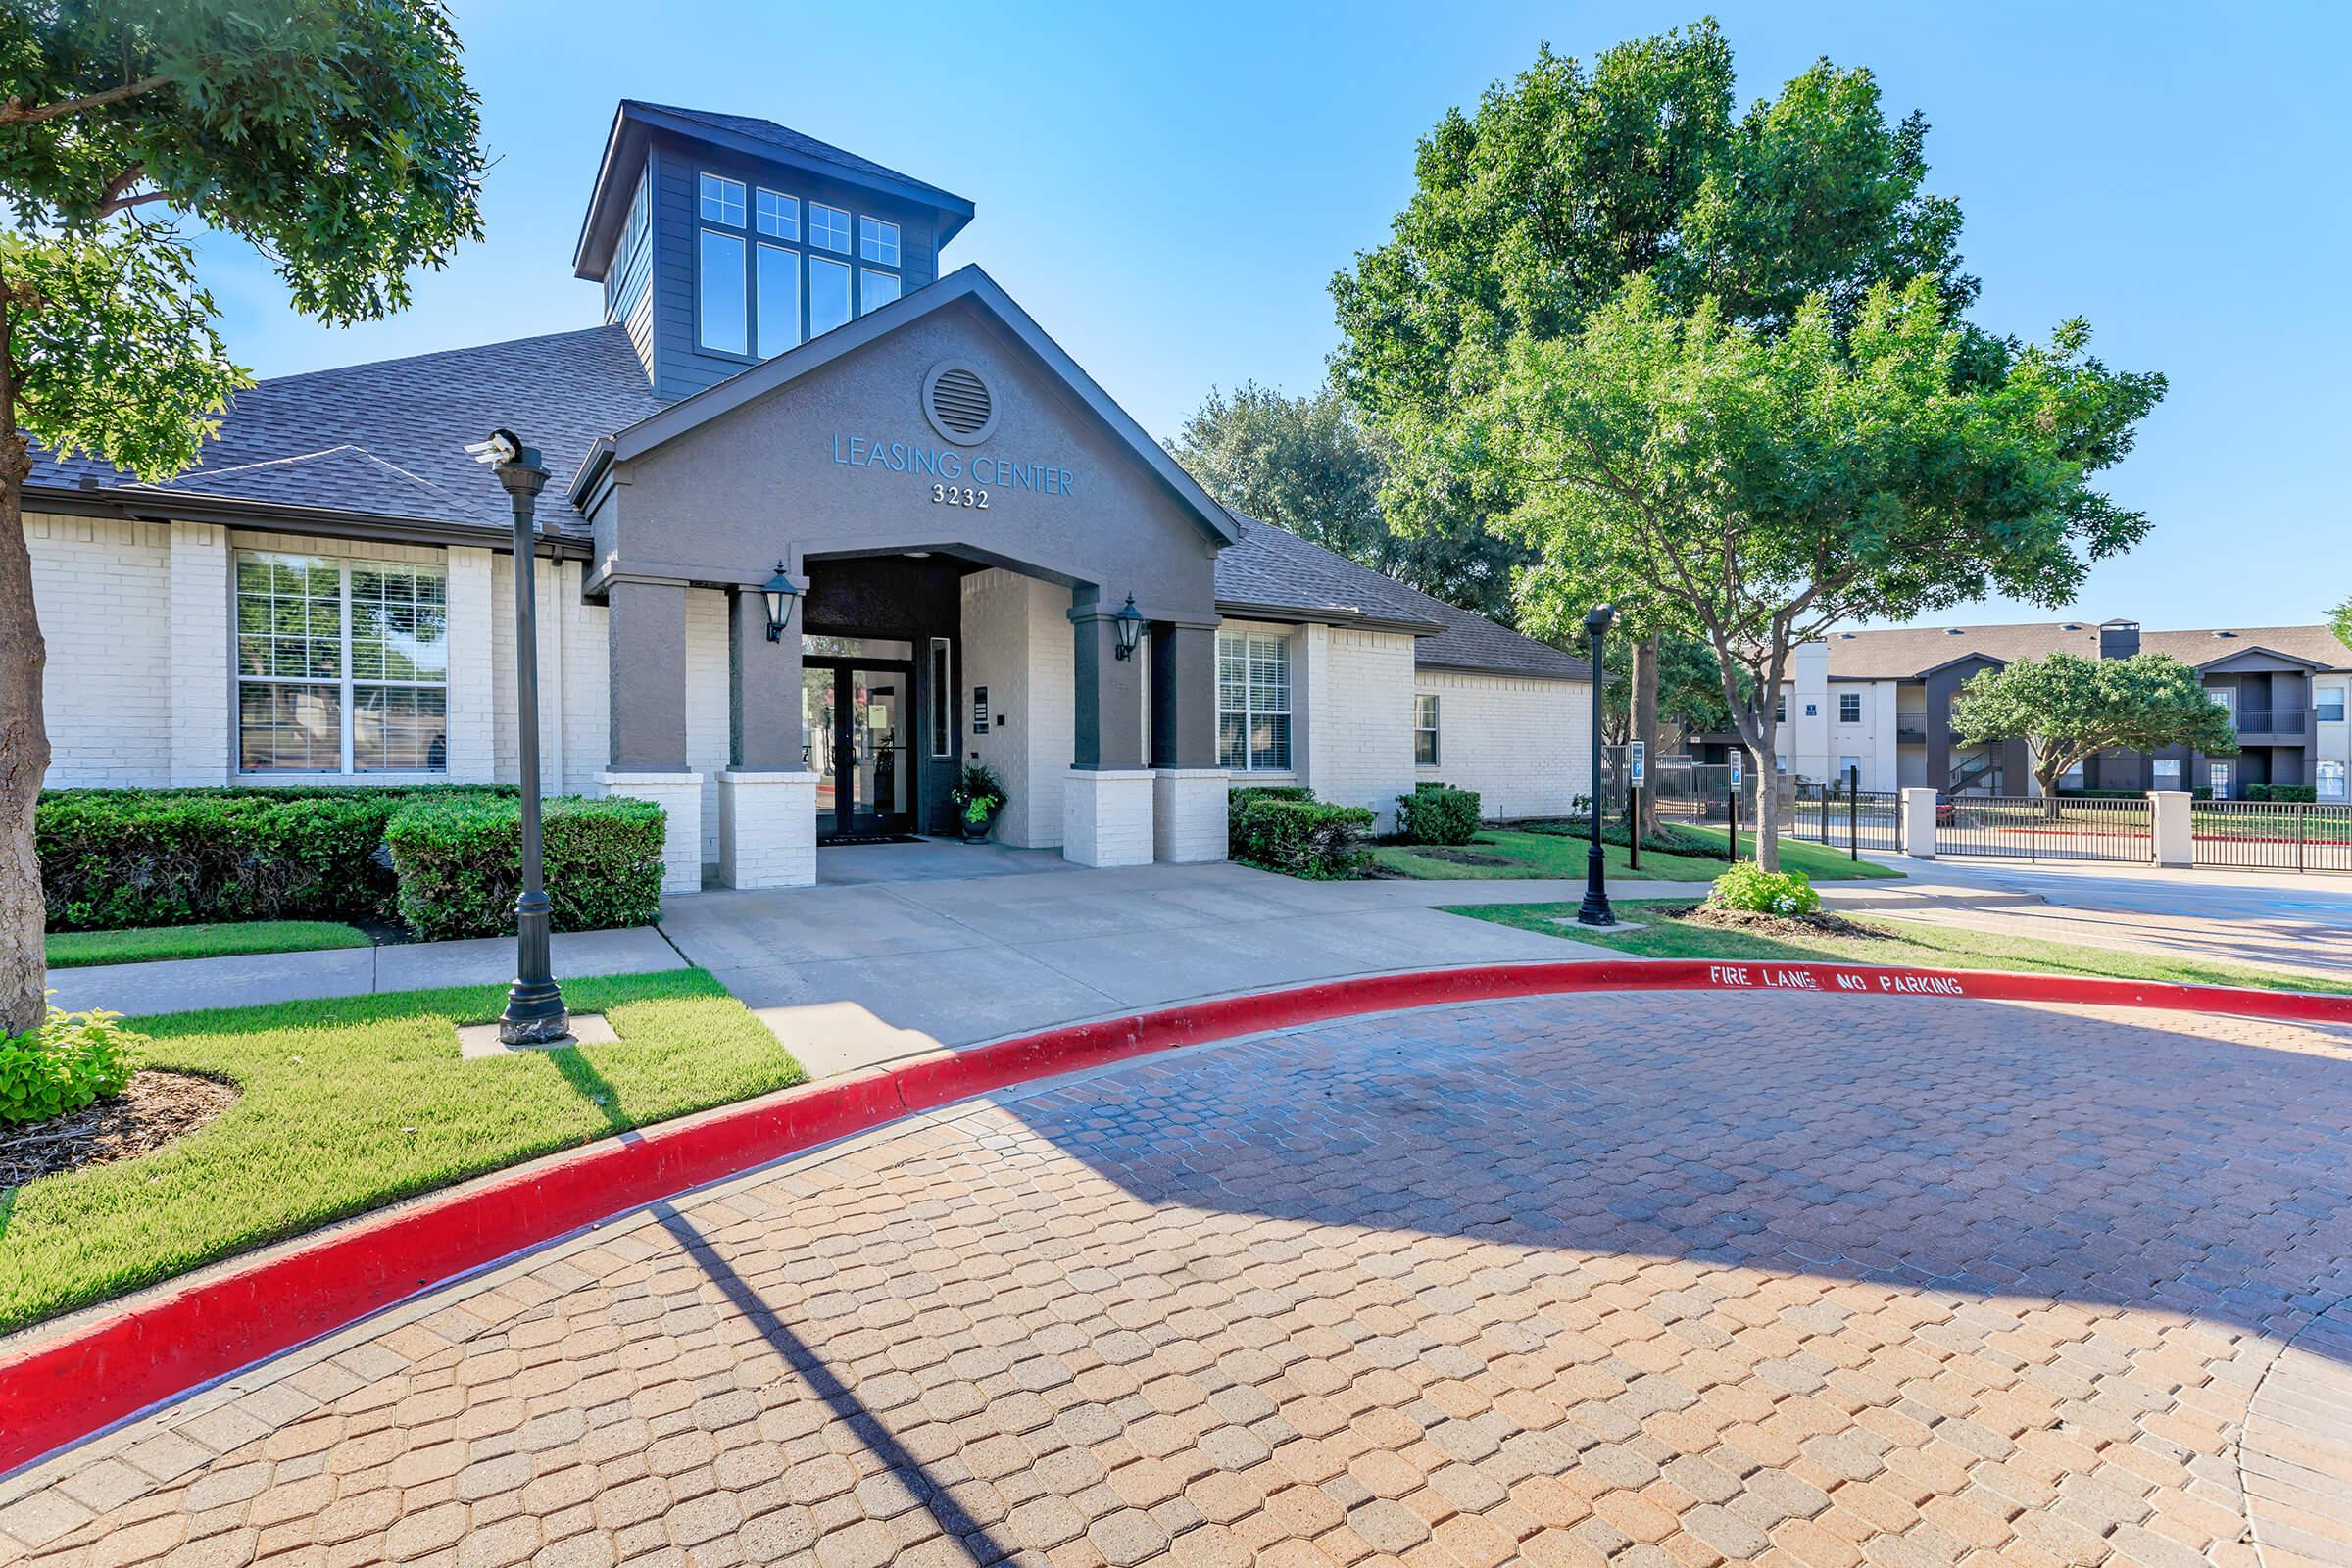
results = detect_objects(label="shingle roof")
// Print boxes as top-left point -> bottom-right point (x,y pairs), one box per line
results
625,101 -> 973,215
1821,619 -> 2352,678
2138,625 -> 2352,670
1213,515 -> 1593,682
28,324 -> 662,536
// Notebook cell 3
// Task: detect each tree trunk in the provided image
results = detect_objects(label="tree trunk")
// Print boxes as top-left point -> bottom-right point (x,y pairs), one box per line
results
0,322 -> 49,1036
1632,632 -> 1659,842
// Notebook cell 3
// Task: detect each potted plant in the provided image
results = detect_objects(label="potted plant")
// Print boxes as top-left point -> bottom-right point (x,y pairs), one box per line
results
949,763 -> 1008,843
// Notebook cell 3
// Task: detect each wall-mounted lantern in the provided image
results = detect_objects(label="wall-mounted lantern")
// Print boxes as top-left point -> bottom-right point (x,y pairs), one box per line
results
761,560 -> 800,643
1111,594 -> 1145,661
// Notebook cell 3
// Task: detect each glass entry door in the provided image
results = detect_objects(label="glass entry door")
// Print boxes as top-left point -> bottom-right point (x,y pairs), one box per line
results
803,661 -> 912,839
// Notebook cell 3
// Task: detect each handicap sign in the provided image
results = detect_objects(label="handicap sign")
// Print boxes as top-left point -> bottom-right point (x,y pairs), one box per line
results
1629,740 -> 1645,788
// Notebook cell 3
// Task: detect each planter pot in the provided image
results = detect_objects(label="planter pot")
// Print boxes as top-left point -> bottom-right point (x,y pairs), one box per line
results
956,801 -> 1004,843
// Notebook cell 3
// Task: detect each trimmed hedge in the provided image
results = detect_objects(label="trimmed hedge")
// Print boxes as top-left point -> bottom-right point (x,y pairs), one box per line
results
36,785 -> 512,932
1234,798 -> 1375,879
1395,784 -> 1481,846
386,794 -> 666,940
1227,783 -> 1314,845
2244,783 -> 2318,803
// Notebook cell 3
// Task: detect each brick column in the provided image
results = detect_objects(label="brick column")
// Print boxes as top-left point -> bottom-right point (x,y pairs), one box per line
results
442,546 -> 496,783
718,585 -> 817,888
167,521 -> 231,784
1150,623 -> 1225,862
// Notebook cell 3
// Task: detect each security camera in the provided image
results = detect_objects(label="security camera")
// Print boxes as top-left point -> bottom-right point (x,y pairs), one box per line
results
465,427 -> 524,466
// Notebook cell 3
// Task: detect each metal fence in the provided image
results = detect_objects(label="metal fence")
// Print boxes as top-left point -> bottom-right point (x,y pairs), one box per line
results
2190,800 -> 2352,873
1790,780 -> 1901,852
1935,795 -> 2153,863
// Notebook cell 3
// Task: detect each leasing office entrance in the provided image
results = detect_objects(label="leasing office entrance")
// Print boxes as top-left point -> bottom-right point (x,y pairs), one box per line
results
803,637 -> 919,841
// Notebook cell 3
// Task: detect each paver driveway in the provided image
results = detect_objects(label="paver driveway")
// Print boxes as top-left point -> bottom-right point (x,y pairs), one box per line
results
4,991 -> 2351,1567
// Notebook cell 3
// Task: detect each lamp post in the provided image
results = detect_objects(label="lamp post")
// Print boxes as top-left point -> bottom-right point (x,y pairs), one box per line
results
1577,603 -> 1618,927
467,427 -> 569,1045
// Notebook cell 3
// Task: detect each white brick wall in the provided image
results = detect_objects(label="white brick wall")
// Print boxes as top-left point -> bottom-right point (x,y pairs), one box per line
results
166,520 -> 229,785
27,513 -> 172,786
1152,768 -> 1227,863
600,770 -> 704,894
442,546 -> 496,783
1062,768 -> 1154,866
718,769 -> 818,887
1307,626 -> 1418,829
959,569 -> 1073,847
684,588 -> 730,869
1412,668 -> 1592,820
559,564 -> 611,794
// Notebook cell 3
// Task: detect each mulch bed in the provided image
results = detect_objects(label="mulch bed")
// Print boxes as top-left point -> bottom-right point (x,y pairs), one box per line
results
1654,902 -> 1877,940
0,1071 -> 239,1186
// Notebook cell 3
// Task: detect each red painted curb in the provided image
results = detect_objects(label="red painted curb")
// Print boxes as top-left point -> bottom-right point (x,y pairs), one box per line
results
3,957 -> 2347,1476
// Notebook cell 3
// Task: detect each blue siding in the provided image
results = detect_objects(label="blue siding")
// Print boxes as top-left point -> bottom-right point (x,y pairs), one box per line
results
605,167 -> 656,377
638,131 -> 952,401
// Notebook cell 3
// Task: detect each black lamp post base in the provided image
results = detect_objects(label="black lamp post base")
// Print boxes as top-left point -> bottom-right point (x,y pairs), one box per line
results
1577,842 -> 1616,926
498,982 -> 571,1047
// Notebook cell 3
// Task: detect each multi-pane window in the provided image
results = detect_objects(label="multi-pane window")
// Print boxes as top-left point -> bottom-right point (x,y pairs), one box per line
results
698,228 -> 747,354
859,216 -> 901,266
860,270 -> 901,316
756,188 -> 799,240
698,172 -> 745,226
1217,632 -> 1291,771
1838,691 -> 1862,723
1773,694 -> 1786,723
2319,760 -> 2347,800
809,203 -> 851,253
2318,684 -> 2347,724
236,553 -> 447,774
809,256 -> 852,336
1414,694 -> 1440,767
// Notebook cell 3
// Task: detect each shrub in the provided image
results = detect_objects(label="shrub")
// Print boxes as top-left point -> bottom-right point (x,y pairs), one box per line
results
950,763 -> 1007,829
386,795 -> 666,940
2273,785 -> 2318,803
1707,863 -> 1821,917
1234,799 -> 1374,879
36,785 -> 511,931
0,1004 -> 141,1125
1395,785 -> 1481,847
1227,784 -> 1315,847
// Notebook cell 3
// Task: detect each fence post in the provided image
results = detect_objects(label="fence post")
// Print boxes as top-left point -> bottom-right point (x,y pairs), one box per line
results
1847,765 -> 1860,861
2149,790 -> 2192,868
1899,787 -> 1937,859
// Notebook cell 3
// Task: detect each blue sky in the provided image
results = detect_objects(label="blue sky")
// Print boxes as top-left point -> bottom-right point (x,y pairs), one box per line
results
193,0 -> 2349,631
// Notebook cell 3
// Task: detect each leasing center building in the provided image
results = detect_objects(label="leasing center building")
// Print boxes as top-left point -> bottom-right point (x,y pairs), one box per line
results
24,102 -> 1592,890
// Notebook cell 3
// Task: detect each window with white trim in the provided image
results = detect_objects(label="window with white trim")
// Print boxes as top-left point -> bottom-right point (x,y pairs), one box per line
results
1217,631 -> 1290,770
1414,694 -> 1440,767
756,188 -> 799,240
2317,683 -> 2347,724
859,269 -> 901,315
698,228 -> 746,354
698,172 -> 745,226
809,256 -> 852,337
858,216 -> 901,265
1838,691 -> 1862,724
809,202 -> 850,253
236,553 -> 447,773
1773,693 -> 1786,723
2319,760 -> 2347,800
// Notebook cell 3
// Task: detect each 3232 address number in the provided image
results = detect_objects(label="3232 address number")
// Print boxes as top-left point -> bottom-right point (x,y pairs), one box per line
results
932,484 -> 989,509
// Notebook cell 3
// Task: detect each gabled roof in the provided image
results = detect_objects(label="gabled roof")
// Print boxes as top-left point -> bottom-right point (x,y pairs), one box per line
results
28,325 -> 662,538
1214,515 -> 1594,683
1819,619 -> 2352,679
2139,625 -> 2352,671
573,100 -> 976,279
585,265 -> 1241,549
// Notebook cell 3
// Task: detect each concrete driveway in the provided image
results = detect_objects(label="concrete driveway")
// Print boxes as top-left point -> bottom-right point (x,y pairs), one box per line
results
658,855 -> 1610,1076
7,989 -> 2346,1566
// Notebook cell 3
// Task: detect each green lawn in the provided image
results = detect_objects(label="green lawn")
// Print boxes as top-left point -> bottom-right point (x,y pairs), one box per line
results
1447,898 -> 2352,996
0,969 -> 805,1335
1373,828 -> 1902,883
44,920 -> 373,969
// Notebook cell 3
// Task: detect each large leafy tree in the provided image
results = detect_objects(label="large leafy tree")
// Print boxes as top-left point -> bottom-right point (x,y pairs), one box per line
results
2331,594 -> 2351,650
1475,274 -> 2162,867
1584,630 -> 1730,748
1331,20 -> 1984,841
0,0 -> 485,1034
1951,652 -> 2239,813
1166,379 -> 1529,623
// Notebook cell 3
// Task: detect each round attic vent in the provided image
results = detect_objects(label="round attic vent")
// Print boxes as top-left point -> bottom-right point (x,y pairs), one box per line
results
922,360 -> 997,445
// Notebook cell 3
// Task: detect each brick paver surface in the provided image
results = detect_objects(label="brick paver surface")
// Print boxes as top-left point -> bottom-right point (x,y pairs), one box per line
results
4,992 -> 2351,1567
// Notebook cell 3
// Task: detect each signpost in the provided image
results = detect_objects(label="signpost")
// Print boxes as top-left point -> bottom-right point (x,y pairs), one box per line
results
1627,741 -> 1645,872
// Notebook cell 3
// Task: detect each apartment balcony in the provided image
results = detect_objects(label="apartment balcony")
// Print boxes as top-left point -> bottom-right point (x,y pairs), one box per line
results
1895,723 -> 1930,746
2231,709 -> 2309,742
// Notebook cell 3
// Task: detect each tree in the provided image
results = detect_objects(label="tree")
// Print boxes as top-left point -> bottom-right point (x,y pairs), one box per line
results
1165,379 -> 1529,623
2331,594 -> 2351,650
1587,631 -> 1731,749
1469,274 -> 2163,868
1950,652 -> 2239,813
1332,21 -> 1984,842
0,0 -> 486,1034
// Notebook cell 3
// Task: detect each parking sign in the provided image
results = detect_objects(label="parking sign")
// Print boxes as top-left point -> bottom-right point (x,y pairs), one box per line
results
1729,752 -> 1743,789
1629,740 -> 1645,788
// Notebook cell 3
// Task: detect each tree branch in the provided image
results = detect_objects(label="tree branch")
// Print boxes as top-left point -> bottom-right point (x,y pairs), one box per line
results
0,74 -> 172,126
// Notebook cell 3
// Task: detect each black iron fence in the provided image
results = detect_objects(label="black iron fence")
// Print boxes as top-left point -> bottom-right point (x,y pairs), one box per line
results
1935,794 -> 2152,863
1791,779 -> 1900,853
2190,800 -> 2352,873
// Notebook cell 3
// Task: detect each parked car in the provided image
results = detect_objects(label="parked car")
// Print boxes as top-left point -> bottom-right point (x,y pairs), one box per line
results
1934,790 -> 1958,825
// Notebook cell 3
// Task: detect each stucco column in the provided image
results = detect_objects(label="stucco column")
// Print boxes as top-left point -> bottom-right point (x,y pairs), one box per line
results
602,579 -> 702,895
1065,594 -> 1152,866
1900,787 -> 1938,859
2149,790 -> 2193,868
718,586 -> 817,888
